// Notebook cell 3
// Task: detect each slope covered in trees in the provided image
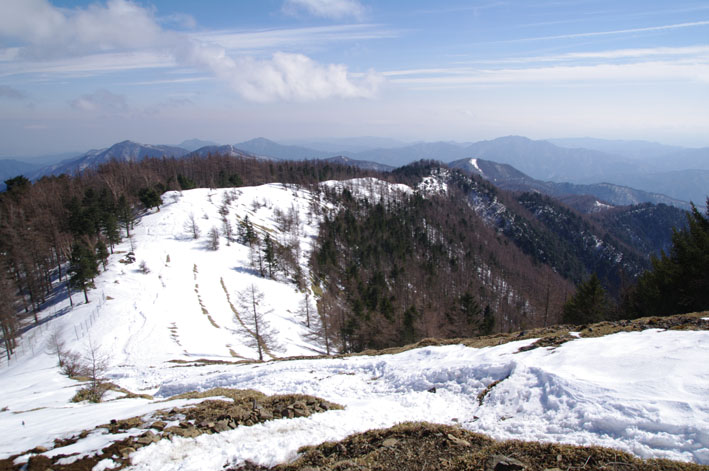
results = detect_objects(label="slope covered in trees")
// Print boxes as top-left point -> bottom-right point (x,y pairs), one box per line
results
624,201 -> 709,318
1,154 -> 704,360
0,156 -> 377,360
312,176 -> 572,351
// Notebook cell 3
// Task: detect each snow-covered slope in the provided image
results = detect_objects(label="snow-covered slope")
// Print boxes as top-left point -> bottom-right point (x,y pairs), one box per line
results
1,180 -> 708,468
135,329 -> 709,468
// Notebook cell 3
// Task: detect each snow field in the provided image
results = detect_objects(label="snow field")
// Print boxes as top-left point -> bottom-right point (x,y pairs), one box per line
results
1,180 -> 708,469
126,330 -> 709,469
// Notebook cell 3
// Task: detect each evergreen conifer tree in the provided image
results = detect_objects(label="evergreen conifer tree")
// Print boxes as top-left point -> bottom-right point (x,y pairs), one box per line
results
627,200 -> 709,317
69,243 -> 98,303
562,273 -> 610,325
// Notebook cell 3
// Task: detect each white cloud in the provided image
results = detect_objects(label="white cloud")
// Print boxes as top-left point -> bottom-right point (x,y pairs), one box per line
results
183,45 -> 382,102
191,24 -> 397,53
388,60 -> 709,88
0,0 -> 383,102
0,51 -> 175,77
70,89 -> 128,113
282,0 -> 365,20
496,20 -> 709,44
465,45 -> 709,66
0,0 -> 171,58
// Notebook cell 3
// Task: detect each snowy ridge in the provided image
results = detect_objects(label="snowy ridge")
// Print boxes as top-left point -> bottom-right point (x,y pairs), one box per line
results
417,167 -> 450,195
1,179 -> 708,468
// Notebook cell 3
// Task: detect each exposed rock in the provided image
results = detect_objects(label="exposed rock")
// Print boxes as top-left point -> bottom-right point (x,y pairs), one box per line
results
213,420 -> 231,433
151,420 -> 166,431
136,430 -> 160,445
120,446 -> 136,459
446,433 -> 471,446
381,438 -> 398,447
486,454 -> 528,471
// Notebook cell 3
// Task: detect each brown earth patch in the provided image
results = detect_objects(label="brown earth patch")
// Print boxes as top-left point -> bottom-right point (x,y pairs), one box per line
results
228,422 -> 709,471
0,389 -> 341,471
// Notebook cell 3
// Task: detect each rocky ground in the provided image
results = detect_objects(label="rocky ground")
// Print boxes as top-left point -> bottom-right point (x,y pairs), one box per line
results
0,389 -> 341,471
231,422 -> 709,471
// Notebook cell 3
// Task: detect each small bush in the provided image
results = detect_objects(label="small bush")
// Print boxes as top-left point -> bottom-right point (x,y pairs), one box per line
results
71,383 -> 110,403
61,350 -> 88,377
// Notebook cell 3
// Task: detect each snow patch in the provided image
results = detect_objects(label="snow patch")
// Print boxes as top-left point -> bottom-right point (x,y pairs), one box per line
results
469,158 -> 482,174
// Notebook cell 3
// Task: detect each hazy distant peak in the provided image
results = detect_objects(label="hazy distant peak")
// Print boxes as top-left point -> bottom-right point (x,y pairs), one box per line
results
179,138 -> 219,151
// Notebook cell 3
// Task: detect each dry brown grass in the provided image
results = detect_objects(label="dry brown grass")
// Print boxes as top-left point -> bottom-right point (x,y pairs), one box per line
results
230,422 -> 709,471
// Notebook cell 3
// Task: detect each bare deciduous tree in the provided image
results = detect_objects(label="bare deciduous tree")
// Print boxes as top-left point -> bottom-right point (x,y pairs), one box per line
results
0,272 -> 19,361
184,213 -> 200,239
46,327 -> 67,367
207,226 -> 220,251
236,284 -> 279,361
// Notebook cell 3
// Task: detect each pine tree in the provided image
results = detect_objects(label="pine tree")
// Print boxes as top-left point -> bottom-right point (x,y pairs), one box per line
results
627,200 -> 709,317
116,195 -> 133,237
238,216 -> 257,246
263,233 -> 276,278
102,214 -> 121,253
460,292 -> 481,323
400,305 -> 419,345
481,305 -> 495,335
3,175 -> 30,194
562,274 -> 610,325
138,187 -> 162,211
95,239 -> 109,270
69,242 -> 98,303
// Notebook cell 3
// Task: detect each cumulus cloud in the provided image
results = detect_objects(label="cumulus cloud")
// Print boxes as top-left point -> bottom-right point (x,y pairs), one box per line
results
233,52 -> 381,101
282,0 -> 366,20
0,85 -> 27,100
0,0 -> 171,59
181,42 -> 381,101
70,89 -> 129,113
0,0 -> 382,102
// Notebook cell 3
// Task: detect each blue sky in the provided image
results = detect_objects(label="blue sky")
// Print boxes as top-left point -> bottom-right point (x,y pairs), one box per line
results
1,0 -> 708,156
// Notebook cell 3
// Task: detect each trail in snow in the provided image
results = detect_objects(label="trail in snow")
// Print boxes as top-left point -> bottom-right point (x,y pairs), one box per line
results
1,181 -> 708,469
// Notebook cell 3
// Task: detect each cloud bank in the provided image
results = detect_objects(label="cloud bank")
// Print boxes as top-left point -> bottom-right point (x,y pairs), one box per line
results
0,0 -> 382,102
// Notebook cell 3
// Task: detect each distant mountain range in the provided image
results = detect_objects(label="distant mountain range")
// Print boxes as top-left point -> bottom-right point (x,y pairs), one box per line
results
186,144 -> 259,159
32,140 -> 189,179
450,158 -> 694,211
323,156 -> 393,172
178,138 -> 218,151
3,135 -> 707,207
548,137 -> 683,160
0,159 -> 40,185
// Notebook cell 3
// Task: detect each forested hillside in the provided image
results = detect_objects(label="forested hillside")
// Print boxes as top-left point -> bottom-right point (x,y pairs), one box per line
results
1,154 -> 704,360
312,179 -> 571,351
